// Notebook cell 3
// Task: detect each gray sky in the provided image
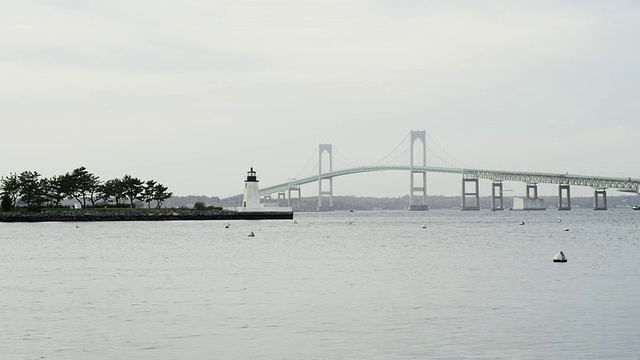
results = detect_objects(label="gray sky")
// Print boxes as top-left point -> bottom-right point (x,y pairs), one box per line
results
2,0 -> 639,199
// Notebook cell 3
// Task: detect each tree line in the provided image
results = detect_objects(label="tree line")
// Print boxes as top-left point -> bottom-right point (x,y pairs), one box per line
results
0,166 -> 172,210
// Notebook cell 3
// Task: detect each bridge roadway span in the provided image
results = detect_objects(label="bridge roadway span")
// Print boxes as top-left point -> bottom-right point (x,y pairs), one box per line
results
221,166 -> 640,202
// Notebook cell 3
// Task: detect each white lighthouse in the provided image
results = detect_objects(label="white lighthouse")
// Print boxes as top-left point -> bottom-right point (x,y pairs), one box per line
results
242,167 -> 261,208
234,166 -> 292,217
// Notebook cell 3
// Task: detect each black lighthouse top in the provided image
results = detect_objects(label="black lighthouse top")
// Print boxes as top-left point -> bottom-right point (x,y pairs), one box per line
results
245,167 -> 258,182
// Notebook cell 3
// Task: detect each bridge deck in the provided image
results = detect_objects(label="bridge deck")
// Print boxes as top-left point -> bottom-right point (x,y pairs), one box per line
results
221,166 -> 640,202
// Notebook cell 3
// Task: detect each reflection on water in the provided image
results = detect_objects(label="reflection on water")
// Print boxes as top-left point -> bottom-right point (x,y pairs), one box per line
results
1,209 -> 639,359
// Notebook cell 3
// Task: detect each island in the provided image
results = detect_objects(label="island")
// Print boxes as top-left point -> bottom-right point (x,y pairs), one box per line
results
0,208 -> 293,222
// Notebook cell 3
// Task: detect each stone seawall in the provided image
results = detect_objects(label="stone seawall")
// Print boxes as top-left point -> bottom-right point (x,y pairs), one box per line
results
0,209 -> 293,222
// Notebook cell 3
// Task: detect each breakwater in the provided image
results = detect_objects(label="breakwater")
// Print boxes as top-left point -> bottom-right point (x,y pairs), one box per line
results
0,209 -> 293,222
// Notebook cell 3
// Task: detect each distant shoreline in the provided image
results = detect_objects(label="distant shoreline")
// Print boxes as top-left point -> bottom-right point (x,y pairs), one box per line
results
0,209 -> 293,222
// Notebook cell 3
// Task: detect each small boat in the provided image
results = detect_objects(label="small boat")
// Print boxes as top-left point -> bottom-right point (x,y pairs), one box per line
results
563,228 -> 569,231
519,221 -> 525,225
421,224 -> 427,229
553,251 -> 567,263
632,205 -> 640,210
248,232 -> 255,237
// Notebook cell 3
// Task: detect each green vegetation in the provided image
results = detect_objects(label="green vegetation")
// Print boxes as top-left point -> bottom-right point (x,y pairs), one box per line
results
1,194 -> 12,212
193,201 -> 222,210
0,167 -> 172,211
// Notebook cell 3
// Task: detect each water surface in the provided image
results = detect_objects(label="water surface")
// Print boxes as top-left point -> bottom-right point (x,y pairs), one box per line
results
1,210 -> 639,359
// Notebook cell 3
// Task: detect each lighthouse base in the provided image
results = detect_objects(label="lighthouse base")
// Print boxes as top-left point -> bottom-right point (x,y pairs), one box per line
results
237,211 -> 293,220
230,207 -> 293,220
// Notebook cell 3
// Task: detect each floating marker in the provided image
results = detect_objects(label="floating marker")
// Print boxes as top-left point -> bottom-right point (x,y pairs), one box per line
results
553,251 -> 567,263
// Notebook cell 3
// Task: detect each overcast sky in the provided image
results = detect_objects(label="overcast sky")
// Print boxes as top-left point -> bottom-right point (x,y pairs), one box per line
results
2,0 -> 639,199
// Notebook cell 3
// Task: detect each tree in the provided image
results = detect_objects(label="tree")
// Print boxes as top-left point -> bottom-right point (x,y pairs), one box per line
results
142,180 -> 157,208
100,178 -> 125,206
86,173 -> 101,207
2,168 -> 171,210
18,171 -> 47,209
44,175 -> 66,207
1,194 -> 12,211
152,182 -> 172,208
121,175 -> 144,208
140,180 -> 172,208
0,173 -> 21,208
61,167 -> 100,208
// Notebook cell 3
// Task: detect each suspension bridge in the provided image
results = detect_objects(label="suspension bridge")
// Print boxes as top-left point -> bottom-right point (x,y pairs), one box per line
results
222,131 -> 640,211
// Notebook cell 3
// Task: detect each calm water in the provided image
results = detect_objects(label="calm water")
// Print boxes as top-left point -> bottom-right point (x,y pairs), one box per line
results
1,210 -> 639,359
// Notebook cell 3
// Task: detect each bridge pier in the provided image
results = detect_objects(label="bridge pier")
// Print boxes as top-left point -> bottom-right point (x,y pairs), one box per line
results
288,186 -> 301,210
594,189 -> 607,210
277,192 -> 286,207
526,184 -> 538,200
461,178 -> 480,210
491,182 -> 504,211
558,185 -> 571,210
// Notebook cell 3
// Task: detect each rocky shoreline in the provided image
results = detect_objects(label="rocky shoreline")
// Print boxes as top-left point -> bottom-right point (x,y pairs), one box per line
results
0,209 -> 293,222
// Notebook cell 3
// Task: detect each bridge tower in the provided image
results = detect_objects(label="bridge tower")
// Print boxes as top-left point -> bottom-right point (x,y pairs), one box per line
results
318,144 -> 333,211
409,130 -> 428,211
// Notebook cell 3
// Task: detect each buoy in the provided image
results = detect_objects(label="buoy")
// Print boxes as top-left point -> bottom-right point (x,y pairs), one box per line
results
75,225 -> 79,228
293,220 -> 298,224
553,251 -> 567,263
